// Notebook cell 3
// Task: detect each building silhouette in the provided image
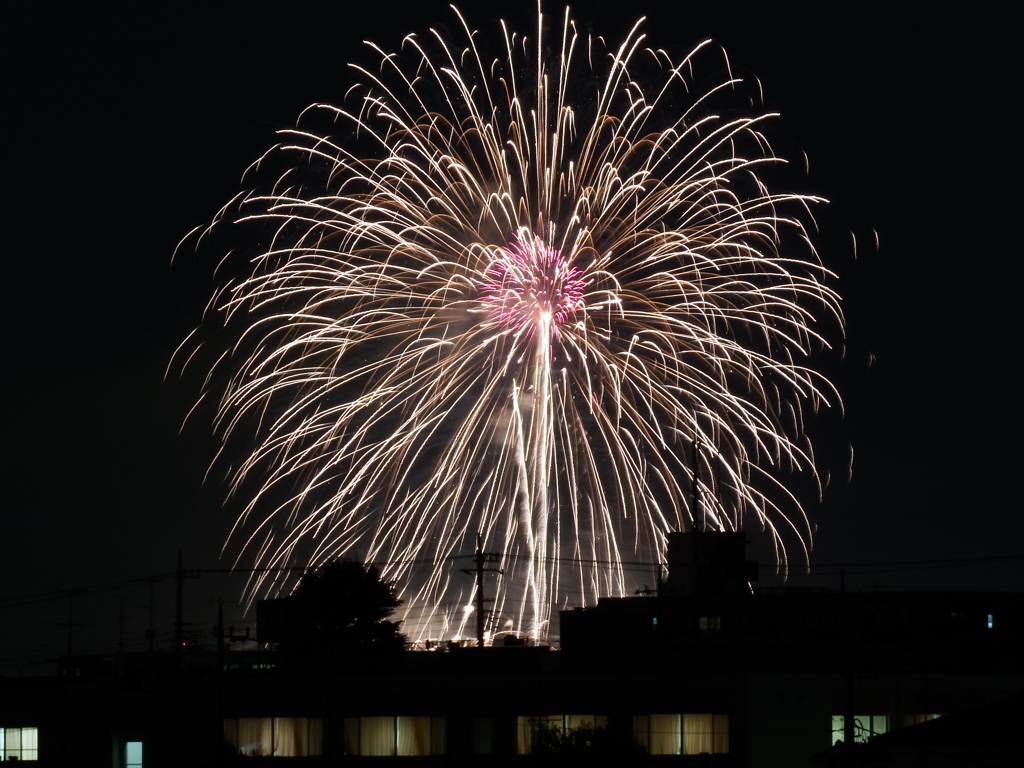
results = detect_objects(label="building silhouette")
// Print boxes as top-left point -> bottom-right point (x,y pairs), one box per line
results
2,532 -> 1020,766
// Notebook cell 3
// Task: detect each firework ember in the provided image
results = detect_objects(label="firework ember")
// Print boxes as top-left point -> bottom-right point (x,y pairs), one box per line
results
181,8 -> 843,644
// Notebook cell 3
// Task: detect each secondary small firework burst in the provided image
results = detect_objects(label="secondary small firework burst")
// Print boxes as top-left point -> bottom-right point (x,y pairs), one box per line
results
182,7 -> 842,644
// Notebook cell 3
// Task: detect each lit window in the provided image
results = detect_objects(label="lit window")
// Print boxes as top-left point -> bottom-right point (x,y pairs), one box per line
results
223,718 -> 323,757
1,727 -> 39,761
633,714 -> 728,755
832,715 -> 888,743
634,714 -> 680,755
343,716 -> 446,756
517,715 -> 607,754
126,741 -> 143,767
987,614 -> 994,629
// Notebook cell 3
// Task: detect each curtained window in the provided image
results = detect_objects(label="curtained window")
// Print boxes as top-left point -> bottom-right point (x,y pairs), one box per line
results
343,716 -> 446,756
683,713 -> 729,755
633,714 -> 729,755
653,714 -> 682,755
224,717 -> 323,756
1,727 -> 39,761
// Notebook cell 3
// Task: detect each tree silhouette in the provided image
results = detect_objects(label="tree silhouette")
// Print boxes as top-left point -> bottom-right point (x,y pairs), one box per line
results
288,559 -> 406,654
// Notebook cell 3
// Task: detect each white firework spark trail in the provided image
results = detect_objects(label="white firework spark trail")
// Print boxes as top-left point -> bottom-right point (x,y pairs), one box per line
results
180,8 -> 843,644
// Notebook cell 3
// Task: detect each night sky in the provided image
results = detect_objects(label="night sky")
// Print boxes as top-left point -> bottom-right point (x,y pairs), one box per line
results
4,2 -> 1020,671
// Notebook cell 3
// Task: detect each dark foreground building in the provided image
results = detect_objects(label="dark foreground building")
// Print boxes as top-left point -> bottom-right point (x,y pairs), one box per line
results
2,533 -> 1020,766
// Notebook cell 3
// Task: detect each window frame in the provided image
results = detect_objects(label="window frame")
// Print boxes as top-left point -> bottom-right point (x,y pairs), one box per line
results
1,726 -> 40,761
342,715 -> 446,756
633,713 -> 729,755
125,740 -> 143,768
515,714 -> 608,755
831,714 -> 889,744
223,717 -> 324,757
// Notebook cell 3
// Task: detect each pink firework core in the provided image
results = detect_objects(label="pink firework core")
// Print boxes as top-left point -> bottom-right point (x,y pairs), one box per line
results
477,234 -> 585,338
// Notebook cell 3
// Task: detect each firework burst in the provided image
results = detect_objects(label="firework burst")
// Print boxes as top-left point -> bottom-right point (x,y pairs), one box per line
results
181,8 -> 842,644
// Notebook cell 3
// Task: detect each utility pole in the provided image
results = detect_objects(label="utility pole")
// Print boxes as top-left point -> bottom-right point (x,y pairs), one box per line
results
461,533 -> 503,647
175,551 -> 202,667
145,580 -> 156,653
216,600 -> 225,767
56,588 -> 83,676
841,568 -> 855,747
66,588 -> 73,662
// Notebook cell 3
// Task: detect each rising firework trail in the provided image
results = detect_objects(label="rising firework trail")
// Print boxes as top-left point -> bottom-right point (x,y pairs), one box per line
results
179,7 -> 843,644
